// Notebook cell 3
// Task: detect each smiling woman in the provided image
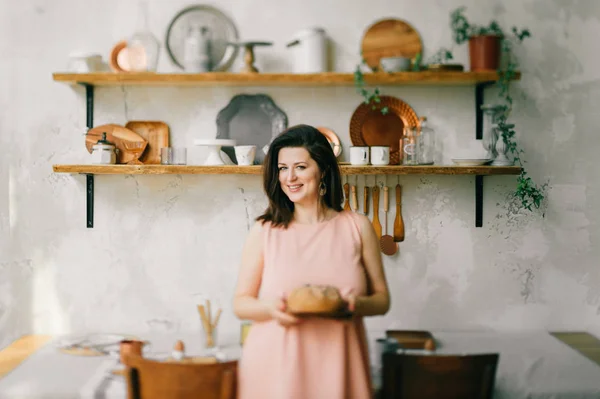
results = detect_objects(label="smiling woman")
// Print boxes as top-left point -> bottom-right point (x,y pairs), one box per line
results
233,124 -> 391,399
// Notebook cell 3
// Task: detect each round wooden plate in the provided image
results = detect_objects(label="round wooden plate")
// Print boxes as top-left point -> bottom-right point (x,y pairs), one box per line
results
349,96 -> 419,165
361,18 -> 423,71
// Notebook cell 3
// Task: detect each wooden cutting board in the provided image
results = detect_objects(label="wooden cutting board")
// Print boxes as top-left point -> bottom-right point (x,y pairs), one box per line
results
386,330 -> 436,350
85,124 -> 148,164
125,121 -> 170,164
361,18 -> 423,71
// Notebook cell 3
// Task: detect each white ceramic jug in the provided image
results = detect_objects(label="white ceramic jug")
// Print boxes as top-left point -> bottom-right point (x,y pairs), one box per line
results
286,27 -> 328,73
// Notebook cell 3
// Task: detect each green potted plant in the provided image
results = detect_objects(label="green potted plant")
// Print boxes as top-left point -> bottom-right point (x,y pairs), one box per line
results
450,7 -> 546,213
450,7 -> 530,71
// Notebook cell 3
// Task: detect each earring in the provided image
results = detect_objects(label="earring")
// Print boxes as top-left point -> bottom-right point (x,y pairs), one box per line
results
319,180 -> 327,196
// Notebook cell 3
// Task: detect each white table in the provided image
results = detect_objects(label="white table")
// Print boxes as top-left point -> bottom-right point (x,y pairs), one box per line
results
0,330 -> 599,398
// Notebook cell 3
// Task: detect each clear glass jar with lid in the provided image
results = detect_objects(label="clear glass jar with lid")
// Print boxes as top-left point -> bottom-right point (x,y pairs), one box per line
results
417,116 -> 436,165
402,125 -> 419,165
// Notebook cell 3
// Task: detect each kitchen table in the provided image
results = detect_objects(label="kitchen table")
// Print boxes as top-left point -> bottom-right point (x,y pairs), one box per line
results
1,330 -> 599,398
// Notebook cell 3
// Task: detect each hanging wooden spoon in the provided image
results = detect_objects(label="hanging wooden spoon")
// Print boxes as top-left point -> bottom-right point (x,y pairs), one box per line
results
372,185 -> 382,239
380,185 -> 398,255
394,183 -> 405,242
363,185 -> 369,217
344,182 -> 350,211
351,185 -> 358,212
343,178 -> 351,211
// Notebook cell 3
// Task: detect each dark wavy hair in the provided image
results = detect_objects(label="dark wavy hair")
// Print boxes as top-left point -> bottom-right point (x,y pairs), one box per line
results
256,124 -> 343,228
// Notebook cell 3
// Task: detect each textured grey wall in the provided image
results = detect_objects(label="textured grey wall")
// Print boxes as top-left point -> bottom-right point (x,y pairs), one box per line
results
1,0 -> 598,348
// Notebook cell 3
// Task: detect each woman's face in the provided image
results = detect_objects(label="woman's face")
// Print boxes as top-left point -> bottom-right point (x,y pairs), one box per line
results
277,146 -> 322,205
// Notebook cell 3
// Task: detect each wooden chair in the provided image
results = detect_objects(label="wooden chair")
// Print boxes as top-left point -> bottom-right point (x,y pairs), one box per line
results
125,355 -> 237,399
381,352 -> 499,399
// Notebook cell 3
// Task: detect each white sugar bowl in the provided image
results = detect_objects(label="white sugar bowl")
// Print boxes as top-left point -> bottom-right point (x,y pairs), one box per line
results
91,133 -> 116,164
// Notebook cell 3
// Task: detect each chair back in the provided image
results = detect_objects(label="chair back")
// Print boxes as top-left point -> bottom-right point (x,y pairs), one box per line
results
381,352 -> 499,399
126,355 -> 237,399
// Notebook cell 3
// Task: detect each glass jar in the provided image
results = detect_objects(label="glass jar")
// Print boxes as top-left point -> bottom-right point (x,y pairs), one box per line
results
127,1 -> 160,72
417,116 -> 435,165
402,126 -> 419,165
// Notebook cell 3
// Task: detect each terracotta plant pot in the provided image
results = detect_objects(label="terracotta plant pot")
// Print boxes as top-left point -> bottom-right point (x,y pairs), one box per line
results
468,35 -> 501,71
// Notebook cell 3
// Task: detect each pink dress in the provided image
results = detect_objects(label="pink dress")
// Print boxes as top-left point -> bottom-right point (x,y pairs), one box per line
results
238,210 -> 373,399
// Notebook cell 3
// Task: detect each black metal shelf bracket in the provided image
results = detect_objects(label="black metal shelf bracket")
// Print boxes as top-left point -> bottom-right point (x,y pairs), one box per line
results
475,81 -> 494,140
475,175 -> 484,227
474,81 -> 496,227
79,83 -> 95,228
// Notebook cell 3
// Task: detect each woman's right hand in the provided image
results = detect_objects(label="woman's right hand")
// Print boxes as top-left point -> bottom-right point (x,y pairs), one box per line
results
265,297 -> 300,326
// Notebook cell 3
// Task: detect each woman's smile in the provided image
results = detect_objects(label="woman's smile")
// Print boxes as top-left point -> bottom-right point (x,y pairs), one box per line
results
278,147 -> 320,204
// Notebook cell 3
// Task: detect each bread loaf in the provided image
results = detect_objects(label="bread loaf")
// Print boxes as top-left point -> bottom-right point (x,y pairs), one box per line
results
287,284 -> 345,314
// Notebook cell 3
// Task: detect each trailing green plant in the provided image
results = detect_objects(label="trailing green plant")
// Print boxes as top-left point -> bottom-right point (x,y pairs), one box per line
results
353,61 -> 388,114
427,48 -> 454,65
450,7 -> 546,214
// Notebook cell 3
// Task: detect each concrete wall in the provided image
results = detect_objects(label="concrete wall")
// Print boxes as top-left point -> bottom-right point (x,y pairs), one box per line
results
1,0 -> 599,348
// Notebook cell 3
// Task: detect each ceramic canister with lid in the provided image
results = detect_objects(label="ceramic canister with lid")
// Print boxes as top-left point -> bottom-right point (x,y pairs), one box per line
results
91,133 -> 117,164
286,27 -> 328,73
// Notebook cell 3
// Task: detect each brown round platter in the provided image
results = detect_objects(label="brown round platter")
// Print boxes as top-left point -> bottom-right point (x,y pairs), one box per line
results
361,18 -> 423,71
349,95 -> 419,165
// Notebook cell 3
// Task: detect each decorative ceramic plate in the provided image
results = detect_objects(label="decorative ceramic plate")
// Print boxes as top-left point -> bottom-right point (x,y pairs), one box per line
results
361,18 -> 422,71
451,158 -> 492,166
165,5 -> 239,71
216,94 -> 288,164
349,95 -> 419,165
317,126 -> 342,157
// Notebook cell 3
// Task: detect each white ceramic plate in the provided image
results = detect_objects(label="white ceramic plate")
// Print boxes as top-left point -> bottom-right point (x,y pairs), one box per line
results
451,158 -> 492,166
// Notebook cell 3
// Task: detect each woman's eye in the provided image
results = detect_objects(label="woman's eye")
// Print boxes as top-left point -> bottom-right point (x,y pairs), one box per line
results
278,166 -> 287,171
296,165 -> 306,170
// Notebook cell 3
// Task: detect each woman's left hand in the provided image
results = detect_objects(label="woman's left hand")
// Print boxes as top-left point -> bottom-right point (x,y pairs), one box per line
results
341,288 -> 357,313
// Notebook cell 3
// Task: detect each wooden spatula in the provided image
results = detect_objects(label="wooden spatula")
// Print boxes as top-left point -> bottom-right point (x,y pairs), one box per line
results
372,185 -> 382,239
394,184 -> 405,242
380,186 -> 398,255
343,182 -> 351,211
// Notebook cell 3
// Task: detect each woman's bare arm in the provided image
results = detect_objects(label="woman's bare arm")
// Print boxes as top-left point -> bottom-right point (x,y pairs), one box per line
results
233,221 -> 299,325
347,214 -> 391,316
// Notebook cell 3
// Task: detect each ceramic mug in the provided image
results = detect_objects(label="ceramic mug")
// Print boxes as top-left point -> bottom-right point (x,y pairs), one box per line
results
235,145 -> 257,166
371,146 -> 390,165
349,146 -> 370,165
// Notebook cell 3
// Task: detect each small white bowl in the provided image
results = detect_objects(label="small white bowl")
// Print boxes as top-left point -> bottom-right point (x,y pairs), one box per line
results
380,56 -> 411,72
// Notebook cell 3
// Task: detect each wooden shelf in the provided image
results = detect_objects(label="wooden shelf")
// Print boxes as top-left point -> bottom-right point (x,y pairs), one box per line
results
52,164 -> 522,176
51,71 -> 520,87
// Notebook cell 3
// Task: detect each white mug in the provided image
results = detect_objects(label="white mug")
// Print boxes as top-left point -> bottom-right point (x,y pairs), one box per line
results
235,145 -> 257,166
349,146 -> 369,165
371,146 -> 390,165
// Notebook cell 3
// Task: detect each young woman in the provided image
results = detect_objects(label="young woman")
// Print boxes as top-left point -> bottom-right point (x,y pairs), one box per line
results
233,124 -> 390,399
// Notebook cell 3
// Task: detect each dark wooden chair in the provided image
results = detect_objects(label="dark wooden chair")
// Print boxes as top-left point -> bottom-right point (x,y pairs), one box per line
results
381,352 -> 499,399
125,355 -> 237,399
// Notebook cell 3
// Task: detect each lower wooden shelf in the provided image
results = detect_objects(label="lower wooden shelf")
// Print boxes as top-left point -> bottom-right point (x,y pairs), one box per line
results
52,164 -> 521,229
52,164 -> 522,176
